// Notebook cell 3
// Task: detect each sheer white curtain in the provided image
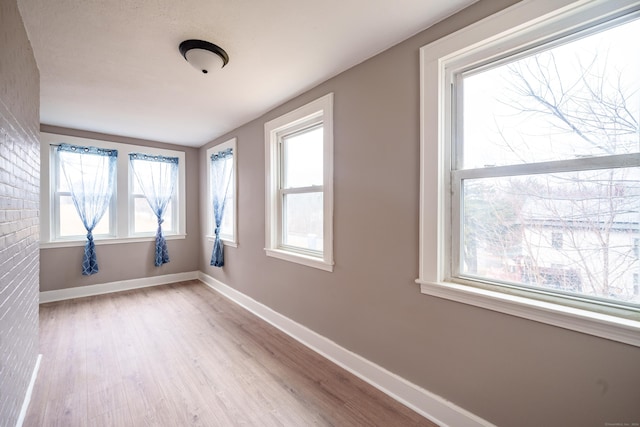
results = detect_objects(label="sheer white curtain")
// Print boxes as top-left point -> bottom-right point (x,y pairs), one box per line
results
58,143 -> 117,275
129,153 -> 179,266
210,148 -> 233,267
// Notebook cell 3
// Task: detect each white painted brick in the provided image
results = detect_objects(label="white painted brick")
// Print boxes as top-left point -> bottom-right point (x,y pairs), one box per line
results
0,0 -> 40,425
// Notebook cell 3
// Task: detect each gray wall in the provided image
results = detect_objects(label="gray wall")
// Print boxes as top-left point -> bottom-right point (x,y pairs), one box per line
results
39,126 -> 200,292
199,1 -> 640,426
0,0 -> 41,424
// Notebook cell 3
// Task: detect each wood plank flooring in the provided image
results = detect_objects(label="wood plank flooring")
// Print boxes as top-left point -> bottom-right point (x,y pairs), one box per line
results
25,280 -> 437,426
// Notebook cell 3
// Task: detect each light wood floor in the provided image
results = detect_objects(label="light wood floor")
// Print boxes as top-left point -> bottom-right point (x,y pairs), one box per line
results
25,280 -> 437,426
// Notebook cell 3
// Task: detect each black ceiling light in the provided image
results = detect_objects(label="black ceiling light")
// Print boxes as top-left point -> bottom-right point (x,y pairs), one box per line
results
179,39 -> 229,74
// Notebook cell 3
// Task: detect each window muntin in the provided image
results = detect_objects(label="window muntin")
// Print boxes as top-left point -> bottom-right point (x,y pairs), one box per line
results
450,11 -> 640,310
41,133 -> 186,246
264,93 -> 333,271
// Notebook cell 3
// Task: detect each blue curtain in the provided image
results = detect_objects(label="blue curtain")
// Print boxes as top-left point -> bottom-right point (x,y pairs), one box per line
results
58,144 -> 117,275
129,153 -> 179,267
210,148 -> 234,267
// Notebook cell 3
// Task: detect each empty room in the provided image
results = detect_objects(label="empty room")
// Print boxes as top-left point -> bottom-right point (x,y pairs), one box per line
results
2,0 -> 640,426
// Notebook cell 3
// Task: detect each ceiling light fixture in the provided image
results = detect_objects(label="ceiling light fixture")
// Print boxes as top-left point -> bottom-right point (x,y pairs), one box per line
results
179,39 -> 229,74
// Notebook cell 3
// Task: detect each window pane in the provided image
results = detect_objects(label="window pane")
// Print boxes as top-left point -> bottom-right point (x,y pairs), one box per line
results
133,175 -> 142,194
283,126 -> 323,188
461,167 -> 640,307
57,161 -> 70,192
283,192 -> 323,251
59,195 -> 110,237
134,197 -> 173,233
219,195 -> 234,239
462,17 -> 640,169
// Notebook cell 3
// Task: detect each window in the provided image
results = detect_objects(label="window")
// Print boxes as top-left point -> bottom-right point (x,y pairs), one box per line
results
53,146 -> 115,238
419,0 -> 640,346
41,133 -> 186,246
129,153 -> 178,236
207,138 -> 237,246
265,93 -> 334,271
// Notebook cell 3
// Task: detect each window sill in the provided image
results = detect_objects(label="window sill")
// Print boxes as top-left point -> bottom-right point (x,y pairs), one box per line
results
206,235 -> 238,248
416,279 -> 640,348
40,234 -> 187,249
265,248 -> 333,272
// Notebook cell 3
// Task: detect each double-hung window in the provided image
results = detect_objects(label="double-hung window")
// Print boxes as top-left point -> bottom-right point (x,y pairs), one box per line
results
207,138 -> 237,246
265,93 -> 334,271
53,146 -> 114,239
419,0 -> 640,346
129,153 -> 178,236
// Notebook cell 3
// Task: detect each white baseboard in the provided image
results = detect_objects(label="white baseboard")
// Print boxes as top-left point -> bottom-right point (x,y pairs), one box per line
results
39,271 -> 199,303
198,272 -> 493,427
16,354 -> 41,427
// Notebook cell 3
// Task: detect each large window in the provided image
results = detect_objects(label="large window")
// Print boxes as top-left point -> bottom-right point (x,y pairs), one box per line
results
41,133 -> 186,246
265,93 -> 334,271
129,153 -> 178,236
419,0 -> 640,346
53,147 -> 114,238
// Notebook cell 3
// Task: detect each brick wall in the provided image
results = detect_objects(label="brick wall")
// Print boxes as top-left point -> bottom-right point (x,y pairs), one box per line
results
0,0 -> 41,425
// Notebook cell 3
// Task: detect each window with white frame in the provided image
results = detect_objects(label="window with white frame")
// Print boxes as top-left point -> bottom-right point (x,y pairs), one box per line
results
53,147 -> 115,238
419,0 -> 640,346
207,138 -> 237,246
265,93 -> 334,271
41,133 -> 186,246
129,154 -> 178,236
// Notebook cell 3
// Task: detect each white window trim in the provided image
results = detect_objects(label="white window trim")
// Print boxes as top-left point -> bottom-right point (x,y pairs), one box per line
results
264,93 -> 334,272
206,138 -> 238,248
40,132 -> 186,247
418,0 -> 640,347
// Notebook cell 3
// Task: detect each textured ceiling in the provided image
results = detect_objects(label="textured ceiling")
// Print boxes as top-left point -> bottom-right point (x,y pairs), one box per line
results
18,0 -> 477,147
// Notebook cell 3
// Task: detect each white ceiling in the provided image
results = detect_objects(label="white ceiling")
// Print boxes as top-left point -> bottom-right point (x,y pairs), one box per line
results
18,0 -> 476,147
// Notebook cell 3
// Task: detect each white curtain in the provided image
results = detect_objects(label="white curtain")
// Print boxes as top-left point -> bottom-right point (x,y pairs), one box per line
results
58,143 -> 117,275
210,148 -> 233,267
129,153 -> 179,267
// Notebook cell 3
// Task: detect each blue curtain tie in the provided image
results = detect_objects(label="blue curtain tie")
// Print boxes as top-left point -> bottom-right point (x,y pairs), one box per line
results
154,216 -> 169,267
82,230 -> 99,275
211,226 -> 224,267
